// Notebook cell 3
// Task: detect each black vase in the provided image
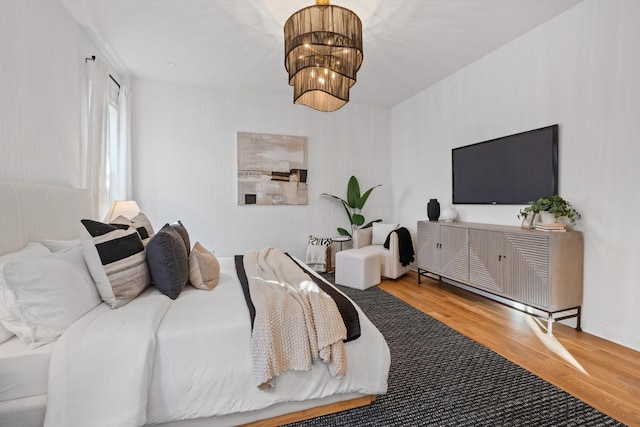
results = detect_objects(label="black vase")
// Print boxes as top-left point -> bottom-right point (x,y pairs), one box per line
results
427,199 -> 440,221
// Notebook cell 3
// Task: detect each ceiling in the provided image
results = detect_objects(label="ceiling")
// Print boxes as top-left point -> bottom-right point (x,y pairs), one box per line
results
59,0 -> 583,108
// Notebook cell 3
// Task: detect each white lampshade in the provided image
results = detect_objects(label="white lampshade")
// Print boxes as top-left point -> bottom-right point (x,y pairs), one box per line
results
103,200 -> 141,223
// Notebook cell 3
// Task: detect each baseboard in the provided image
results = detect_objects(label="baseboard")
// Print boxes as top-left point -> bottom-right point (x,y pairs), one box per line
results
581,317 -> 640,352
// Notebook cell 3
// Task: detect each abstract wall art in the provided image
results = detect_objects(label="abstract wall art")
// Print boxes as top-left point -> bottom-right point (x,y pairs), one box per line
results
237,132 -> 308,205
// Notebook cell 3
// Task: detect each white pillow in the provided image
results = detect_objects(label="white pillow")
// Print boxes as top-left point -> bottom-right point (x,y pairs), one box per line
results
0,323 -> 12,343
44,239 -> 81,252
0,242 -> 51,261
0,245 -> 101,348
371,223 -> 399,245
0,242 -> 51,343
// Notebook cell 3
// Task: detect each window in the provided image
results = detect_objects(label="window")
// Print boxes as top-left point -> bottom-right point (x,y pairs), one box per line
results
106,79 -> 123,203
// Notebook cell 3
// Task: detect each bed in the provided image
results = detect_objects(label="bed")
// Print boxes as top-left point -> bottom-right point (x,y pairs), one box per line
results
0,181 -> 390,427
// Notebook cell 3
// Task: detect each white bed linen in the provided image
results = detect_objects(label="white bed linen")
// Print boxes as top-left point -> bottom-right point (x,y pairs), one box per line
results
45,257 -> 390,427
45,288 -> 172,427
0,337 -> 52,402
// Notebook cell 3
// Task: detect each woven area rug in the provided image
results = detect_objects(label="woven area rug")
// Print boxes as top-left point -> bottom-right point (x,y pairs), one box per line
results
285,282 -> 623,427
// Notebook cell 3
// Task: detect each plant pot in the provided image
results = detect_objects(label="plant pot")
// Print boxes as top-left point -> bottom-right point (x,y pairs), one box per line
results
540,211 -> 556,224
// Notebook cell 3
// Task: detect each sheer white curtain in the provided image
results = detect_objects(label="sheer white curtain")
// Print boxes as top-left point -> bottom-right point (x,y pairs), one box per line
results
113,85 -> 132,200
84,59 -> 110,219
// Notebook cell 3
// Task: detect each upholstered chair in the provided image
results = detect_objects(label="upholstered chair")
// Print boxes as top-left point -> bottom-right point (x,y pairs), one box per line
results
352,225 -> 412,279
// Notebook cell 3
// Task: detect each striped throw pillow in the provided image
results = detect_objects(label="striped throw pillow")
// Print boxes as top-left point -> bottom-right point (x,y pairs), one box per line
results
81,219 -> 151,308
308,235 -> 332,246
131,212 -> 155,245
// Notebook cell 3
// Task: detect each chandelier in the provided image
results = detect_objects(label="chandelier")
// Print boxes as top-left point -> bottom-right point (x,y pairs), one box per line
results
284,0 -> 363,112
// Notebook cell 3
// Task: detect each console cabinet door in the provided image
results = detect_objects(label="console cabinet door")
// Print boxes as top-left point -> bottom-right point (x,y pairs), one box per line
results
418,222 -> 440,273
468,229 -> 503,293
502,233 -> 550,309
439,226 -> 468,282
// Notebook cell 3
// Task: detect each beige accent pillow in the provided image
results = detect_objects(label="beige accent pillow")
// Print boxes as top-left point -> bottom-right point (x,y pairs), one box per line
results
188,242 -> 220,290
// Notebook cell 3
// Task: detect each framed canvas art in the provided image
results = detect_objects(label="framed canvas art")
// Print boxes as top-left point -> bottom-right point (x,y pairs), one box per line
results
237,132 -> 308,205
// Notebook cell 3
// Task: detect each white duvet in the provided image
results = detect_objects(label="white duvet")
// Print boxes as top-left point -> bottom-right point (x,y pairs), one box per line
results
44,257 -> 390,427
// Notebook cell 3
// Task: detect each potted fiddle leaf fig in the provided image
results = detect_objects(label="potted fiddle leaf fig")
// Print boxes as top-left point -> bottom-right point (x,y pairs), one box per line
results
518,195 -> 581,225
322,176 -> 382,237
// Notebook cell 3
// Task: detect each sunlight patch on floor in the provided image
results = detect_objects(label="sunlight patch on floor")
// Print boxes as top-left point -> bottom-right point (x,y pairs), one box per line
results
526,316 -> 589,375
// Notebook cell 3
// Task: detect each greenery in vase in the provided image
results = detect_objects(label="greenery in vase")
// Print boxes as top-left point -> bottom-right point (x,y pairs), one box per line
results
321,176 -> 382,237
518,195 -> 581,225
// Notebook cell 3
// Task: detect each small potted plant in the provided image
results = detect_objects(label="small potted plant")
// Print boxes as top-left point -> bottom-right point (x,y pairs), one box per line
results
518,195 -> 581,225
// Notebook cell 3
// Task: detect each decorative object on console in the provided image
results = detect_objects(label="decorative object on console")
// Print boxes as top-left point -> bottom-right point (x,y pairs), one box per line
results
441,205 -> 458,222
540,211 -> 556,224
427,199 -> 440,221
520,212 -> 536,229
103,200 -> 140,222
284,0 -> 363,112
321,175 -> 381,237
518,195 -> 581,225
534,222 -> 566,233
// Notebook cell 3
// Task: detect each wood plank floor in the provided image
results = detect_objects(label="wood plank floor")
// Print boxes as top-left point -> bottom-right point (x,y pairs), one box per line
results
379,271 -> 640,426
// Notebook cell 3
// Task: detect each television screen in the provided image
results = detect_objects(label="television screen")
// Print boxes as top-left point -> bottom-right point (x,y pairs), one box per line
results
452,125 -> 558,204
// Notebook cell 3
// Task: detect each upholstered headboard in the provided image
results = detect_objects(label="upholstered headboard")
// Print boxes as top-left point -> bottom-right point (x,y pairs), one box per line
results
0,181 -> 93,256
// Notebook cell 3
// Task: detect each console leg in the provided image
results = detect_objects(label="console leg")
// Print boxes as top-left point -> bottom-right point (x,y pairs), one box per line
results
547,314 -> 554,336
576,306 -> 582,332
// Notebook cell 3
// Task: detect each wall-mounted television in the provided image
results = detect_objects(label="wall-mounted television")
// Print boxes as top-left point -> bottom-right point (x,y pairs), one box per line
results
452,124 -> 558,204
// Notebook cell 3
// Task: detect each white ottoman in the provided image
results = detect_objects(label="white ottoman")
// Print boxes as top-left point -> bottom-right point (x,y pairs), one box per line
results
335,249 -> 381,290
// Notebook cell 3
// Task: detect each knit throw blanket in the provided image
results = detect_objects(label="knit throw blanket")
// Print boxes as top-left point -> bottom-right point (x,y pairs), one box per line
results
243,247 -> 347,389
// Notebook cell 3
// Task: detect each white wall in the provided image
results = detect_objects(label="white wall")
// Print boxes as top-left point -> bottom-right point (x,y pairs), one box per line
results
391,0 -> 640,351
5,0 -> 637,352
131,79 -> 392,260
0,0 -> 95,188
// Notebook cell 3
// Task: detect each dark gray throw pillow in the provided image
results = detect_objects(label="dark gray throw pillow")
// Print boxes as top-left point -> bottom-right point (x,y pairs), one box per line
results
170,221 -> 191,255
146,225 -> 189,299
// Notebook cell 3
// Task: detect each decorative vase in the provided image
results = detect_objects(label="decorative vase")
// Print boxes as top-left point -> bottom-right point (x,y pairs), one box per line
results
441,205 -> 458,222
427,199 -> 440,221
